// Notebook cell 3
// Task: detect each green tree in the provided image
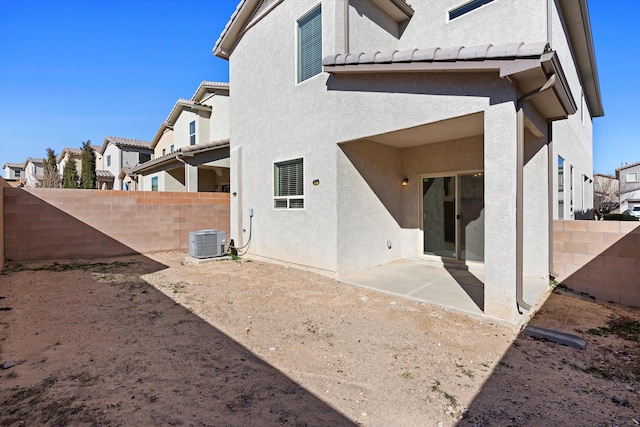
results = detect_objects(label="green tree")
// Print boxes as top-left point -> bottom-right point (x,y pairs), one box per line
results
62,152 -> 80,188
42,148 -> 61,188
81,140 -> 97,189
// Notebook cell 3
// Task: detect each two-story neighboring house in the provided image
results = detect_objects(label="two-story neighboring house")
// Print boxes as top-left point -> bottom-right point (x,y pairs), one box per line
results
23,158 -> 45,188
3,163 -> 25,182
99,136 -> 153,190
616,162 -> 640,213
214,0 -> 603,321
58,145 -> 109,188
134,81 -> 231,192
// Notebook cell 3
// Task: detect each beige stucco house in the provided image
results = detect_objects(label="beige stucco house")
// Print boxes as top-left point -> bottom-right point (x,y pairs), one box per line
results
58,145 -> 111,188
134,81 -> 231,192
214,0 -> 603,322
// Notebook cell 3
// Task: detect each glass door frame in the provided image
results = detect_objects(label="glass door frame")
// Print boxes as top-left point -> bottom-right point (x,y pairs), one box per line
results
419,169 -> 485,264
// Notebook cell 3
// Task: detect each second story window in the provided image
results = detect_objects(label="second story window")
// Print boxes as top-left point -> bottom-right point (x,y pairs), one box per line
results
297,5 -> 322,83
170,144 -> 175,153
627,172 -> 639,183
189,121 -> 196,145
106,155 -> 111,167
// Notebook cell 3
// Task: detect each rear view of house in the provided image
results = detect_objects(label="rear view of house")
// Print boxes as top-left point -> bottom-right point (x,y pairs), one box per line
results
215,0 -> 602,321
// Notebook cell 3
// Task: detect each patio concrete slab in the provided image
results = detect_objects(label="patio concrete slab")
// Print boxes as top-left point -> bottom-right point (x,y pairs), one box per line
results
339,259 -> 550,321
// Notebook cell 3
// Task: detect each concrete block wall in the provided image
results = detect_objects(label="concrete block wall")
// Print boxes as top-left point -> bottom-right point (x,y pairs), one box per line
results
3,188 -> 230,261
553,220 -> 640,307
0,177 -> 8,271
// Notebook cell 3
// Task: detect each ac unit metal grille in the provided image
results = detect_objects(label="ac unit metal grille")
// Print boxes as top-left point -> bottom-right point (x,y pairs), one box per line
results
189,230 -> 227,258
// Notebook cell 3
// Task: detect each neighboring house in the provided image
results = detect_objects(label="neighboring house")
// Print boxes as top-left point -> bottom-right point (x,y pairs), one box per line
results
23,158 -> 45,188
3,163 -> 25,182
99,136 -> 153,190
214,0 -> 603,321
57,147 -> 83,178
58,145 -> 110,188
616,161 -> 640,213
593,173 -> 619,216
134,81 -> 231,192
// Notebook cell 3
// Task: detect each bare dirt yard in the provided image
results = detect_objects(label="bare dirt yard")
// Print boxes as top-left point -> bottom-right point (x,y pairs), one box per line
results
0,252 -> 638,426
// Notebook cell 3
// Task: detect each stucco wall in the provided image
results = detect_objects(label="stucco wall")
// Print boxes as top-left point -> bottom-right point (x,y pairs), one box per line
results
154,129 -> 175,158
3,188 -> 229,261
205,94 -> 231,142
549,1 -> 594,220
103,144 -> 122,189
553,220 -> 640,307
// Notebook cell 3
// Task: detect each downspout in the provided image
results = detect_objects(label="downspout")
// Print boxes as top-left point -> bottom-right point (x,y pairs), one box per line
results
344,0 -> 350,54
515,73 -> 557,313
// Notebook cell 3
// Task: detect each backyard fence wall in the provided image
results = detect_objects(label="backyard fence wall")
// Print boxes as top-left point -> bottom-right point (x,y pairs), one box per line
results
553,220 -> 640,307
3,188 -> 230,262
0,177 -> 8,271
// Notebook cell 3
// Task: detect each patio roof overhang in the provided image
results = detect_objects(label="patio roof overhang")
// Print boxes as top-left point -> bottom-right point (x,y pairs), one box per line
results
323,42 -> 577,122
132,139 -> 230,175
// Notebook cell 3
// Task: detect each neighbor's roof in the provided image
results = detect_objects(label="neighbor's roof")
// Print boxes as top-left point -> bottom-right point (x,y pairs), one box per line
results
615,161 -> 640,173
100,136 -> 153,154
57,147 -> 83,162
95,170 -> 115,179
191,81 -> 230,103
24,158 -> 44,167
150,99 -> 213,149
133,139 -> 230,173
118,167 -> 135,180
214,0 -> 413,59
3,162 -> 24,169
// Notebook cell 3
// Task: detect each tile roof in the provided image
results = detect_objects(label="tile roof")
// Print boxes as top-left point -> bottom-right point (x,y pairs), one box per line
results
100,136 -> 153,154
322,42 -> 549,67
191,81 -> 230,102
24,158 -> 45,166
3,163 -> 24,169
133,139 -> 230,173
95,170 -> 115,178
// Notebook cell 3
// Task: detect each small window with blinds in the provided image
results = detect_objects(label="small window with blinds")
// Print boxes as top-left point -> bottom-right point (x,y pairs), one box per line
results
297,5 -> 322,83
274,158 -> 304,209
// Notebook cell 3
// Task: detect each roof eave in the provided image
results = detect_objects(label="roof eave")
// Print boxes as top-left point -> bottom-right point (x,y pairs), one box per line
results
557,0 -> 604,117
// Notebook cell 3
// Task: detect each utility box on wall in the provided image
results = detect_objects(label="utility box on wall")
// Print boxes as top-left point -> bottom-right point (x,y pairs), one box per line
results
189,230 -> 227,258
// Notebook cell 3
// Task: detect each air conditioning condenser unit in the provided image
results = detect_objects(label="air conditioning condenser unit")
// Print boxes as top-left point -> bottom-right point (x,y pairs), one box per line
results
189,229 -> 227,258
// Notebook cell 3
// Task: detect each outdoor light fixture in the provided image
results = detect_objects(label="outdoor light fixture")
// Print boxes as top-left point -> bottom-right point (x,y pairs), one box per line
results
313,179 -> 320,186
402,178 -> 409,186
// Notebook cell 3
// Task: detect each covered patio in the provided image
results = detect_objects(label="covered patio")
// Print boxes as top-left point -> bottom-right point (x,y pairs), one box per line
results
339,258 -> 549,322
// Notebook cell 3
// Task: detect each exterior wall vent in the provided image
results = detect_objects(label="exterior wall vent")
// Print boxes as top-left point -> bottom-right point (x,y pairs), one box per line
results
189,230 -> 227,258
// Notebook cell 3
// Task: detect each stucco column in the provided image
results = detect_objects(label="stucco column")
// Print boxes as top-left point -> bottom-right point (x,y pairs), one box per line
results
185,163 -> 198,192
483,103 -> 519,321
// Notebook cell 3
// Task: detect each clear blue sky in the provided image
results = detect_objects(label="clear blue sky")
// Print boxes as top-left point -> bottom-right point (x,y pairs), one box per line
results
0,0 -> 637,176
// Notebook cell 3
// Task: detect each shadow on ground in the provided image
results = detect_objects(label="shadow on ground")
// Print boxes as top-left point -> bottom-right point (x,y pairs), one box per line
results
0,255 -> 355,426
458,291 -> 640,426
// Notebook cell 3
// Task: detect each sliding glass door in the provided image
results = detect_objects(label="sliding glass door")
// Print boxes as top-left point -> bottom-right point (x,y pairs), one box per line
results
422,173 -> 484,262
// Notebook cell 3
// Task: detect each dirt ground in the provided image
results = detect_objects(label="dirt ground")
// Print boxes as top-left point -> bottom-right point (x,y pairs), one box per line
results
0,252 -> 638,426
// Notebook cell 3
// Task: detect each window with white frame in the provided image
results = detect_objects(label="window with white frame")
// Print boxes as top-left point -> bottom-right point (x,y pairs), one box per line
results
106,155 -> 111,167
189,121 -> 196,145
297,5 -> 322,83
151,176 -> 158,192
274,158 -> 304,209
170,144 -> 175,153
627,172 -> 639,182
